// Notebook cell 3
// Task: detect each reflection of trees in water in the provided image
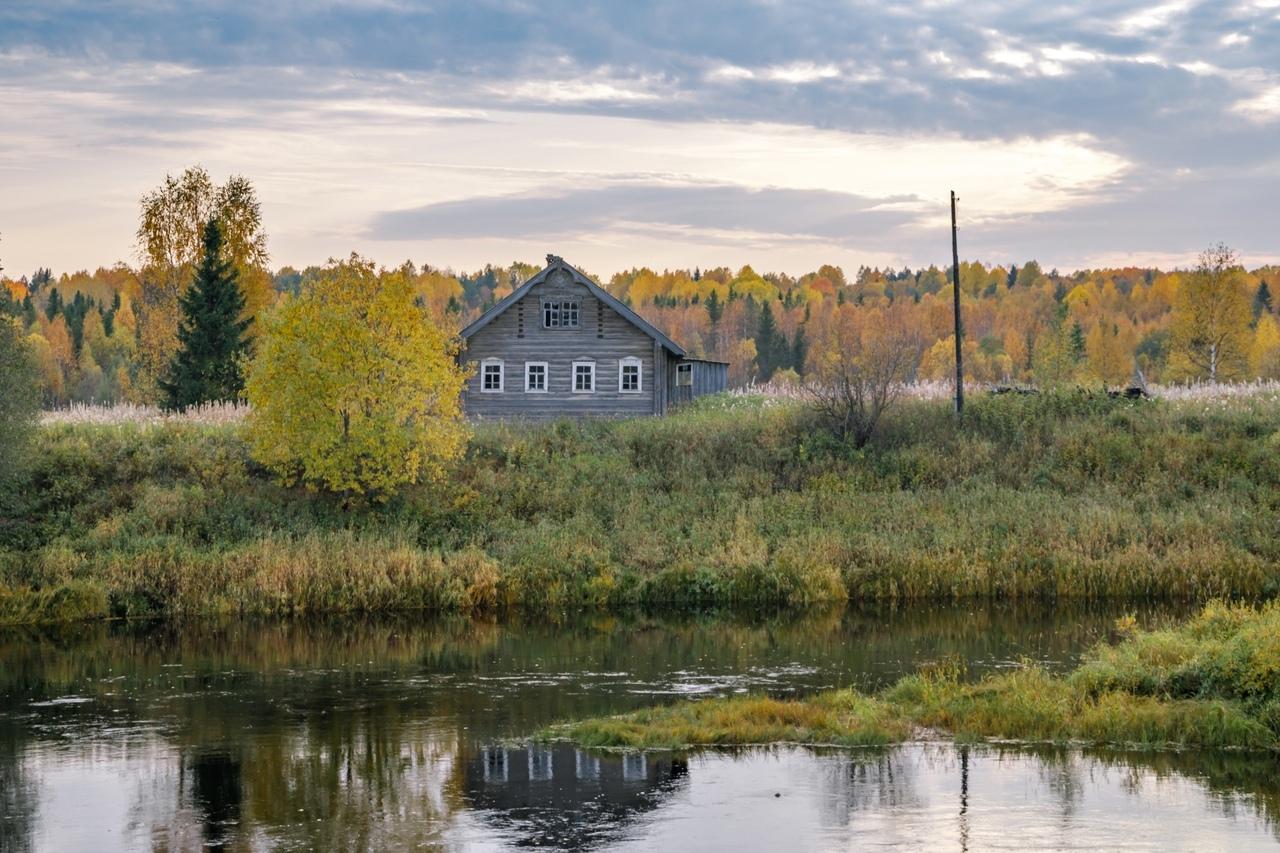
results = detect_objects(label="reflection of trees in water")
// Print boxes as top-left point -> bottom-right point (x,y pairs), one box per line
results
205,723 -> 466,849
461,743 -> 689,850
189,750 -> 242,850
1070,746 -> 1280,843
0,726 -> 36,853
0,599 -> 1189,707
0,600 -> 1238,849
814,747 -> 923,828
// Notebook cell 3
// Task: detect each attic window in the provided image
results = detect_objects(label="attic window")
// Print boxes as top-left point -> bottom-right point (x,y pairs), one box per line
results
676,363 -> 693,387
543,300 -> 580,328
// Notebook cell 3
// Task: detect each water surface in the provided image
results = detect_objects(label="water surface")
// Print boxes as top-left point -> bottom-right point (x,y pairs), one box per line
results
2,602 -> 1277,851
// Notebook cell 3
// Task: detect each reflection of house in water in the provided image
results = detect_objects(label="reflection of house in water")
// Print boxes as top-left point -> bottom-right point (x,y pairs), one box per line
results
464,743 -> 688,850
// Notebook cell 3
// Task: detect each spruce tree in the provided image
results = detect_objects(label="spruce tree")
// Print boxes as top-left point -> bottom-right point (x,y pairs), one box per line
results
1070,321 -> 1086,363
754,301 -> 783,380
44,288 -> 61,320
1255,281 -> 1272,320
161,219 -> 251,410
705,289 -> 723,325
790,325 -> 807,375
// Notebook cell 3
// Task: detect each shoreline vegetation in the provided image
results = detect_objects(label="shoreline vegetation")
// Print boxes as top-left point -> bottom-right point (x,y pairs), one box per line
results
2,389 -> 1280,625
541,600 -> 1280,752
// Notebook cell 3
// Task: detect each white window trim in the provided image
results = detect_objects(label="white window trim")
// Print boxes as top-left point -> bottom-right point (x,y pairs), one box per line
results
480,358 -> 504,393
572,360 -> 596,394
676,363 -> 693,387
619,357 -> 643,394
524,361 -> 549,393
561,300 -> 580,328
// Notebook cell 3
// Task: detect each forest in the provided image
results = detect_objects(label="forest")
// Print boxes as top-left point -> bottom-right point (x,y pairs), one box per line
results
3,167 -> 1278,409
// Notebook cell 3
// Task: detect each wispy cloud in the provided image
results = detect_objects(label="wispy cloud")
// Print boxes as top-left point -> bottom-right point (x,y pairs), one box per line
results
1,0 -> 1278,274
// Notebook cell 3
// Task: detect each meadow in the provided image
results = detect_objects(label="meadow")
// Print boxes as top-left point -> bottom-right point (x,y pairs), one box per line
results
3,388 -> 1280,624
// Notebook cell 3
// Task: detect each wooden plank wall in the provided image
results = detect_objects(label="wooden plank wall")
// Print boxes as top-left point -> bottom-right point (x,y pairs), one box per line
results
462,269 -> 662,419
666,359 -> 728,409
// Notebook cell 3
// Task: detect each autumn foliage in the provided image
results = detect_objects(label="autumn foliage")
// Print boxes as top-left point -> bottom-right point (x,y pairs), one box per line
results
244,255 -> 469,499
3,164 -> 1279,412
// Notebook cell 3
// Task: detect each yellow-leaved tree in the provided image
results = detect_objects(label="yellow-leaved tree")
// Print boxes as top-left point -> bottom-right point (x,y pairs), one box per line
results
245,254 -> 470,500
1085,321 -> 1135,386
1169,244 -> 1252,382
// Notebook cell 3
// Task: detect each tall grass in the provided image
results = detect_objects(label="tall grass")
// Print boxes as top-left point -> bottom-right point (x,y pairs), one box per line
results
4,389 -> 1280,623
546,601 -> 1280,752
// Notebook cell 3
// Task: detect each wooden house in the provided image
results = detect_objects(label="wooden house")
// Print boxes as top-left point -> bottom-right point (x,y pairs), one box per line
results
460,255 -> 728,418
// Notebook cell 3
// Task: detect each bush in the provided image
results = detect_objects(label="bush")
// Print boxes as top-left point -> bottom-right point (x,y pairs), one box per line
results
4,391 -> 1280,622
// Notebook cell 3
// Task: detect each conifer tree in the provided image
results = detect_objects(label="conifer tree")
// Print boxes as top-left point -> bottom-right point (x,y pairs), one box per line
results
1254,281 -> 1272,320
790,325 -> 808,375
705,289 -> 723,326
161,220 -> 251,410
1070,321 -> 1086,362
44,288 -> 61,320
754,301 -> 784,380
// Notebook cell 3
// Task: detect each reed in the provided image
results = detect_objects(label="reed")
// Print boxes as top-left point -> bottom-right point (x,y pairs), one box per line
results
3,389 -> 1280,623
544,601 -> 1280,752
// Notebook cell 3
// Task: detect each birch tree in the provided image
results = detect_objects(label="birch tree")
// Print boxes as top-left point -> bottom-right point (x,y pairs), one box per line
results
1170,244 -> 1252,382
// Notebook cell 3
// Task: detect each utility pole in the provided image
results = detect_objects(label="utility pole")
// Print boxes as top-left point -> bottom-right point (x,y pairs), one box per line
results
951,190 -> 964,416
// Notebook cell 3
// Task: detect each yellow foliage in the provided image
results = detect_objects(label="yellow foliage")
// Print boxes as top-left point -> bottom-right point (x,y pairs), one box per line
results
728,337 -> 757,386
1085,322 -> 1135,386
2,279 -> 27,301
1251,314 -> 1280,379
412,268 -> 465,322
1169,246 -> 1252,382
245,254 -> 470,498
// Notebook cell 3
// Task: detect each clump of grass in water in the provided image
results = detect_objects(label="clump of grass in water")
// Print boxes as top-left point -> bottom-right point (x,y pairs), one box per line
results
542,601 -> 1280,753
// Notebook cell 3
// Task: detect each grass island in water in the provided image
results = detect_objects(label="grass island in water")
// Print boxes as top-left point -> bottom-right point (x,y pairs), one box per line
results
542,600 -> 1280,753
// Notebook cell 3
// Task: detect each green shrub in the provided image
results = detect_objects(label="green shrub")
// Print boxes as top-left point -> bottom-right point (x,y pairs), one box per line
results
5,392 -> 1280,622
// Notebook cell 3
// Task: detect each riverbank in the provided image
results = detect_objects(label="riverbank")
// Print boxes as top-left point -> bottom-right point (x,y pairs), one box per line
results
542,600 -> 1280,752
3,390 -> 1280,623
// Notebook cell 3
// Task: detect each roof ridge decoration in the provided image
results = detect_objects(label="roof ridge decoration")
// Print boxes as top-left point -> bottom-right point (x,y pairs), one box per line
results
460,255 -> 686,357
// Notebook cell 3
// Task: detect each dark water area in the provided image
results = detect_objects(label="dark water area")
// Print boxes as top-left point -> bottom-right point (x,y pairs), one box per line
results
1,601 -> 1277,851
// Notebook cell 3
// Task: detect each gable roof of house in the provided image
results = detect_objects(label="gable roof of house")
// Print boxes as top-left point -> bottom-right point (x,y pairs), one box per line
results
460,255 -> 686,357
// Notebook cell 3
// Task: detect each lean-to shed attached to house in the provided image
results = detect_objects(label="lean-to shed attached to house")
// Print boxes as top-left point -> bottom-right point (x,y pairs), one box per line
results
459,255 -> 728,419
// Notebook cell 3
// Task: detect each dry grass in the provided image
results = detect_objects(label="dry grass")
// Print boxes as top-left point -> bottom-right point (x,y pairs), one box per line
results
40,401 -> 250,427
7,389 -> 1280,623
545,602 -> 1280,753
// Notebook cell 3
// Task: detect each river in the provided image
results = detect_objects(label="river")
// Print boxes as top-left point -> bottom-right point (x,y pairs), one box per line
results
2,602 -> 1277,851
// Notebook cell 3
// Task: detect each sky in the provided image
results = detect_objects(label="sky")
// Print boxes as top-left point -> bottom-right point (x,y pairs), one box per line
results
1,0 -> 1278,279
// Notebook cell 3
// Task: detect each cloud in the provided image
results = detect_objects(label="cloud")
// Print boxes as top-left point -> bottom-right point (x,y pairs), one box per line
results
1,0 -> 1279,274
368,183 -> 918,245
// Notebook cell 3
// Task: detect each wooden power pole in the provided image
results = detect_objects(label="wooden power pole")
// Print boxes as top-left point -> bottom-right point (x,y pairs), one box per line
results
951,190 -> 964,416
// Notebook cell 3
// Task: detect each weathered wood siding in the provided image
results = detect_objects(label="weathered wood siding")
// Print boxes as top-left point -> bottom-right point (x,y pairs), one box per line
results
462,268 -> 661,419
668,359 -> 729,407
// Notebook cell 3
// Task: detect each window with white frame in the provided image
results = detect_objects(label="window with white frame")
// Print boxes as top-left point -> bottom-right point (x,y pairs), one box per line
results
542,300 -> 580,328
676,363 -> 693,387
481,359 -> 504,392
525,362 -> 548,392
619,357 -> 642,393
573,361 -> 595,392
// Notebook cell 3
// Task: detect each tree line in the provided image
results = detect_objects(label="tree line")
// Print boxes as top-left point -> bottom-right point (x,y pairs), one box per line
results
3,167 -> 1278,413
